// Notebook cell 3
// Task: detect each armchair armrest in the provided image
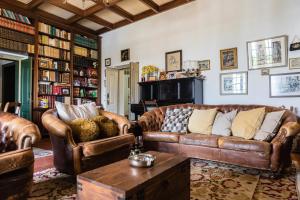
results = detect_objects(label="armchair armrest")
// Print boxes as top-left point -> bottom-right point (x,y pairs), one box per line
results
99,110 -> 131,135
138,111 -> 163,132
42,109 -> 77,147
0,148 -> 33,175
271,122 -> 300,144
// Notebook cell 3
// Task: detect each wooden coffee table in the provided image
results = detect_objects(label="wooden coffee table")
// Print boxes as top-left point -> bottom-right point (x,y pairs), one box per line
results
77,151 -> 190,200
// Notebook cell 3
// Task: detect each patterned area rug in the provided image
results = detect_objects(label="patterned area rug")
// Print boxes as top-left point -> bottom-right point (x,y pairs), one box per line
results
33,147 -> 53,159
29,159 -> 297,200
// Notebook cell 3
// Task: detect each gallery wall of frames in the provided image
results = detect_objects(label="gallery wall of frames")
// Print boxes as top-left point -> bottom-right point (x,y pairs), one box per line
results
101,0 -> 300,114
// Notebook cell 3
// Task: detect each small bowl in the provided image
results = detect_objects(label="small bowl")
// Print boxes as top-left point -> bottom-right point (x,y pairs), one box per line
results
128,153 -> 156,168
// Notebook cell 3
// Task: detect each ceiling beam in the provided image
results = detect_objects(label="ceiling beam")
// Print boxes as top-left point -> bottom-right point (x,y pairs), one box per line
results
86,15 -> 113,30
139,0 -> 159,13
27,0 -> 44,10
108,5 -> 134,22
47,0 -> 84,16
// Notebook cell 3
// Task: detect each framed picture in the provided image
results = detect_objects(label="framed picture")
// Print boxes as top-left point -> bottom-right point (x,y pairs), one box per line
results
167,72 -> 176,79
198,60 -> 210,71
121,49 -> 130,62
247,35 -> 288,70
105,58 -> 111,66
289,57 -> 300,69
62,88 -> 70,95
269,72 -> 300,97
261,68 -> 270,76
165,50 -> 182,72
220,48 -> 238,70
159,72 -> 167,80
220,72 -> 248,95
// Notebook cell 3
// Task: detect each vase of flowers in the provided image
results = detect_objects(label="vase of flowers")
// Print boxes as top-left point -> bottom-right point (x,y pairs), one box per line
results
142,65 -> 159,81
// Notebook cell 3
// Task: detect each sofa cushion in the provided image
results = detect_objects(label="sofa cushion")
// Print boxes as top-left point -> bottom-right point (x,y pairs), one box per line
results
231,107 -> 266,139
188,108 -> 218,134
92,116 -> 119,138
161,107 -> 193,133
254,110 -> 285,142
218,136 -> 271,155
179,133 -> 220,148
143,132 -> 180,143
212,110 -> 237,136
79,134 -> 134,158
69,119 -> 100,142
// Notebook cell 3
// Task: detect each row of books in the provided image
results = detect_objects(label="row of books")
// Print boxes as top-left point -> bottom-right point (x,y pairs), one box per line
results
28,44 -> 34,54
38,83 -> 70,96
0,37 -> 32,53
39,45 -> 70,60
39,58 -> 70,72
38,22 -> 71,40
0,16 -> 35,35
74,34 -> 97,49
73,98 -> 94,106
74,46 -> 98,59
0,27 -> 34,44
39,70 -> 70,83
39,96 -> 71,109
73,56 -> 97,67
39,35 -> 70,50
0,8 -> 32,25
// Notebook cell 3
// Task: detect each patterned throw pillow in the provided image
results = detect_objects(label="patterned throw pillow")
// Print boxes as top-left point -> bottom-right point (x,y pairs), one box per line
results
69,119 -> 100,142
92,116 -> 119,138
161,108 -> 193,133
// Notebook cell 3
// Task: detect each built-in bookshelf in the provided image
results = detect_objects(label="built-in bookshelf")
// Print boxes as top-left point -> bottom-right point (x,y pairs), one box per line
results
73,34 -> 99,105
36,22 -> 72,109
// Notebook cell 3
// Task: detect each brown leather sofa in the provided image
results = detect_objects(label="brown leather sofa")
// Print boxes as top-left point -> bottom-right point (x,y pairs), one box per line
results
0,112 -> 41,199
42,109 -> 135,175
138,104 -> 300,174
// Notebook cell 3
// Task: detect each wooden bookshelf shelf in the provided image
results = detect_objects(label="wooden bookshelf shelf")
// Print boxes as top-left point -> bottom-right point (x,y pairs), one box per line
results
38,31 -> 70,42
38,55 -> 70,62
38,43 -> 70,51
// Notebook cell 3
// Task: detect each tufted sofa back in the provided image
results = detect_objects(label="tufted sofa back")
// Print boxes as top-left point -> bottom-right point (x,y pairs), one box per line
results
139,104 -> 298,131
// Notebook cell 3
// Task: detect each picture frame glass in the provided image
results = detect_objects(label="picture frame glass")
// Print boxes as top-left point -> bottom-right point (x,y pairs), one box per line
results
247,35 -> 287,69
289,57 -> 300,69
121,49 -> 130,62
166,50 -> 182,72
198,60 -> 210,71
270,73 -> 300,97
220,72 -> 247,95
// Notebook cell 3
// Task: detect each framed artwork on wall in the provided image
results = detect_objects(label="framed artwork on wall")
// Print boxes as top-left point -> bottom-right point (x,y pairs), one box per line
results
121,49 -> 130,62
289,57 -> 300,69
269,72 -> 300,97
261,68 -> 270,76
165,50 -> 182,72
105,58 -> 111,66
220,48 -> 238,70
247,35 -> 288,70
198,59 -> 210,71
220,72 -> 248,95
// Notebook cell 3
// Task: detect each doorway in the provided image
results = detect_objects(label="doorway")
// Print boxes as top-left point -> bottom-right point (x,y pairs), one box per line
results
106,62 -> 139,118
1,61 -> 16,104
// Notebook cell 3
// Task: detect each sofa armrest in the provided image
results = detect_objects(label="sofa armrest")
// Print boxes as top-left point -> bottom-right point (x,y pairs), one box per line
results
99,110 -> 131,135
0,148 -> 33,175
138,111 -> 163,132
42,109 -> 77,147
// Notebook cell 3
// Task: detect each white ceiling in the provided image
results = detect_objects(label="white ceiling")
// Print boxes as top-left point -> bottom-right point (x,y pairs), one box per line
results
117,0 -> 150,15
77,19 -> 104,30
17,0 -> 32,4
67,0 -> 96,10
38,2 -> 76,19
95,9 -> 124,24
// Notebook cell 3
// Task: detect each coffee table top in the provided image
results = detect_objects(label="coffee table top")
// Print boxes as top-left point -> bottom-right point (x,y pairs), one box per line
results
77,151 -> 189,195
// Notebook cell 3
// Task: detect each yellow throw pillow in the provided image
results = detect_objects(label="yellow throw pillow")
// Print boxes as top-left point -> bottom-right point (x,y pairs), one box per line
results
188,108 -> 218,134
91,116 -> 119,138
69,118 -> 100,142
231,107 -> 266,140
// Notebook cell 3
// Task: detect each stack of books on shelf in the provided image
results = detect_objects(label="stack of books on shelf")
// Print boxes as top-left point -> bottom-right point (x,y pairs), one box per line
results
39,35 -> 70,50
0,37 -> 33,53
38,22 -> 71,40
0,16 -> 34,35
38,45 -> 70,60
0,8 -> 32,24
38,83 -> 70,96
0,27 -> 34,44
74,34 -> 97,49
73,56 -> 96,67
74,46 -> 98,59
39,70 -> 70,83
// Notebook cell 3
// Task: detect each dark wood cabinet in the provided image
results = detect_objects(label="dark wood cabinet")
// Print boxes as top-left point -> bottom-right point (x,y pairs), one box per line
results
139,77 -> 203,105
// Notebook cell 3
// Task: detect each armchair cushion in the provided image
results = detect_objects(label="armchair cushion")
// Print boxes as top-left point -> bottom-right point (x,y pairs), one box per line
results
92,116 -> 119,138
0,148 -> 33,175
79,134 -> 134,158
69,119 -> 100,142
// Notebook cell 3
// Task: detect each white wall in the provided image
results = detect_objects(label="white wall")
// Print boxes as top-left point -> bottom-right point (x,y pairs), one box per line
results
101,0 -> 300,113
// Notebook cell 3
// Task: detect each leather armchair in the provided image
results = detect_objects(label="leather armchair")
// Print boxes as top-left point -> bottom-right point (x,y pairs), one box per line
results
139,104 -> 300,174
42,109 -> 135,175
0,112 -> 41,200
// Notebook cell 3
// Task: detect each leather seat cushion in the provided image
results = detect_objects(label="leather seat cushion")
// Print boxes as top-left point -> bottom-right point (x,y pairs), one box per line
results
143,132 -> 180,143
218,136 -> 271,154
179,133 -> 220,148
79,134 -> 134,158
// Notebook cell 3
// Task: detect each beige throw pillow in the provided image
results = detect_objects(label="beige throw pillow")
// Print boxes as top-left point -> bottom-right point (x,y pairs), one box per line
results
254,110 -> 285,141
231,107 -> 265,140
188,108 -> 218,134
55,102 -> 99,122
212,110 -> 237,136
